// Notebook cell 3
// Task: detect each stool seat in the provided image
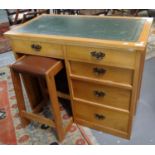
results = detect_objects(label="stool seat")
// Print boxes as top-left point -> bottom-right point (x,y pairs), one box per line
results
11,55 -> 59,76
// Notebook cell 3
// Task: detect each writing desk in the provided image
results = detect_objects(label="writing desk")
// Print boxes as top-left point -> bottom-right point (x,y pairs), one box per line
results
5,15 -> 153,139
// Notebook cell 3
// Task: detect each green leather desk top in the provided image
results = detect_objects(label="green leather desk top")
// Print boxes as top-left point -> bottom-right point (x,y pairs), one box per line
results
13,15 -> 146,42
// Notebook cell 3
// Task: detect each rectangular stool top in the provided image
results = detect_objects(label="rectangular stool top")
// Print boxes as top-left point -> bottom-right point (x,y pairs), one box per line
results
11,56 -> 60,76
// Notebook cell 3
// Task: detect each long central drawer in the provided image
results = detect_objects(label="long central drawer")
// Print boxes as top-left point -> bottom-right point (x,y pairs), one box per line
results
66,45 -> 136,69
72,79 -> 131,110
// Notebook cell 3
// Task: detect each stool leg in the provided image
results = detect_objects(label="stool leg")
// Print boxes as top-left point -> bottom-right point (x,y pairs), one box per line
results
46,74 -> 64,141
10,68 -> 30,127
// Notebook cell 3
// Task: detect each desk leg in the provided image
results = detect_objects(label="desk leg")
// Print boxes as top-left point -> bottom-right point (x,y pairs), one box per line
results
134,51 -> 145,115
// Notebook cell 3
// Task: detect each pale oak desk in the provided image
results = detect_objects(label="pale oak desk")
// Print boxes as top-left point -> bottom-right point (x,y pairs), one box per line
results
5,15 -> 153,139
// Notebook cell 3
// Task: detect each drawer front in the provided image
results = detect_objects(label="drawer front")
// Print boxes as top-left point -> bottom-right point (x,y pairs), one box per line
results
66,46 -> 136,69
70,61 -> 133,85
11,40 -> 63,58
74,101 -> 129,132
72,80 -> 131,110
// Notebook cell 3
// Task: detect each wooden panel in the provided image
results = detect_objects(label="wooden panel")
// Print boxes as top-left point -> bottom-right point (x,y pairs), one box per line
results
75,118 -> 129,139
72,79 -> 131,110
74,100 -> 129,133
11,39 -> 63,58
70,61 -> 133,85
66,46 -> 136,69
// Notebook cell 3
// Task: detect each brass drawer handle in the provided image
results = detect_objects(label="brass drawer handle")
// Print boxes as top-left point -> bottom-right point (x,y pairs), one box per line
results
94,113 -> 106,120
90,51 -> 105,60
93,67 -> 106,75
31,44 -> 42,51
94,90 -> 106,97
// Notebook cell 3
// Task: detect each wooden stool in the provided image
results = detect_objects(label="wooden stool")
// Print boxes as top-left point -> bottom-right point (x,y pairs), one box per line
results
10,55 -> 72,141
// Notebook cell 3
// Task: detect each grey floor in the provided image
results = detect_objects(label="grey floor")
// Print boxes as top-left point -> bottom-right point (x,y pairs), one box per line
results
0,52 -> 155,144
0,52 -> 15,67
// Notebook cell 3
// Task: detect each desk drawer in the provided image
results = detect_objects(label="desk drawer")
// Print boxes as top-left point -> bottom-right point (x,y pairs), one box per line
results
72,80 -> 131,110
70,61 -> 133,85
66,46 -> 136,69
11,39 -> 63,58
74,100 -> 129,132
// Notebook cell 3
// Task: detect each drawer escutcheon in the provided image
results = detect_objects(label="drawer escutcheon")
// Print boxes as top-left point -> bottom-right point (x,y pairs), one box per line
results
31,44 -> 42,51
90,51 -> 105,60
93,67 -> 106,75
94,113 -> 106,120
94,90 -> 106,97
